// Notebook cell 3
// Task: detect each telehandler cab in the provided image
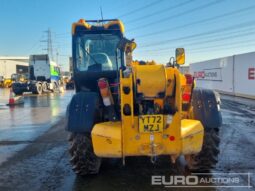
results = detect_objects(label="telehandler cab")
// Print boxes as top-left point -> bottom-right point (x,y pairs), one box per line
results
66,19 -> 222,175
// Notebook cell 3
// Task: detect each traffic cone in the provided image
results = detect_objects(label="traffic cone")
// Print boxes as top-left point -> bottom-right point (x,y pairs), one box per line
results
8,87 -> 15,105
8,87 -> 24,106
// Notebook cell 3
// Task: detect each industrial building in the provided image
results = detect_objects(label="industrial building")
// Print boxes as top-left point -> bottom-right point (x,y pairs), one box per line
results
0,57 -> 29,79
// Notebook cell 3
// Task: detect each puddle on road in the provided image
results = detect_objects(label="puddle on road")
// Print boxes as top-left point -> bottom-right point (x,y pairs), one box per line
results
0,104 -> 8,110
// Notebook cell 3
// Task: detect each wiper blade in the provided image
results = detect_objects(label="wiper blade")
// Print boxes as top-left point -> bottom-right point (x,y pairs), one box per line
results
79,41 -> 100,65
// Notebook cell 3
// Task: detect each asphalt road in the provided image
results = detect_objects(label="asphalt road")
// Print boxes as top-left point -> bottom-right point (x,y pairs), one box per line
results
0,89 -> 254,191
0,88 -> 74,164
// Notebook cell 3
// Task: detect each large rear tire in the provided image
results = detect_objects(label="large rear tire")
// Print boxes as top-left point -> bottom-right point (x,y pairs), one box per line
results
69,133 -> 101,176
186,128 -> 220,172
187,88 -> 222,172
32,83 -> 42,94
42,82 -> 48,93
53,82 -> 59,93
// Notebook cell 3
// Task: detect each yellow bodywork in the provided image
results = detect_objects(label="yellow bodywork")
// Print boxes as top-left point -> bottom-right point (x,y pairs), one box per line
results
133,65 -> 166,98
92,122 -> 122,157
0,75 -> 28,88
72,19 -> 125,35
181,119 -> 204,154
2,79 -> 12,88
91,64 -> 204,158
71,19 -> 204,161
91,118 -> 203,157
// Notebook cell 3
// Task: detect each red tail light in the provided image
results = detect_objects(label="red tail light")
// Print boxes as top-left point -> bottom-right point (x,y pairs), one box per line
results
182,74 -> 193,104
182,92 -> 191,102
98,78 -> 114,106
98,79 -> 108,89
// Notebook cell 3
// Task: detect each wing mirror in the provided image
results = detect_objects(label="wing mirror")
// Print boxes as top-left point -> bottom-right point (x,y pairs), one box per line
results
175,48 -> 185,65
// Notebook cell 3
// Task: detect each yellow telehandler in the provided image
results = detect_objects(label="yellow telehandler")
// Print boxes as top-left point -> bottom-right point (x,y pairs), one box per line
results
0,77 -> 12,88
0,74 -> 28,88
66,19 -> 222,175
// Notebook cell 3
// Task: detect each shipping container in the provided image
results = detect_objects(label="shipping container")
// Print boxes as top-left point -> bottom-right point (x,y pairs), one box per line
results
190,51 -> 255,99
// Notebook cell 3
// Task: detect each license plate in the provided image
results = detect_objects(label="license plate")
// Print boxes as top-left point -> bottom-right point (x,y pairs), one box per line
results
139,115 -> 164,133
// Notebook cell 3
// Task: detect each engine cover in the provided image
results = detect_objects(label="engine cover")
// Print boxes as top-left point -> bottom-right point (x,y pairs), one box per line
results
133,64 -> 167,99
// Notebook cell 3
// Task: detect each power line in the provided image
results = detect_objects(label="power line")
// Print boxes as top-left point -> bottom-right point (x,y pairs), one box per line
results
125,0 -> 195,24
138,20 -> 255,48
176,30 -> 255,50
54,35 -> 71,39
134,4 -> 255,39
55,32 -> 70,36
118,0 -> 163,18
188,39 -> 255,52
128,0 -> 225,32
138,36 -> 255,55
189,42 -> 255,54
137,41 -> 255,60
185,26 -> 255,42
25,40 -> 40,54
137,25 -> 255,52
139,41 -> 255,59
136,31 -> 254,55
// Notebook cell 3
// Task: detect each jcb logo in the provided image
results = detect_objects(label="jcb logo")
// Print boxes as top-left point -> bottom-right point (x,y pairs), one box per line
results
248,68 -> 255,80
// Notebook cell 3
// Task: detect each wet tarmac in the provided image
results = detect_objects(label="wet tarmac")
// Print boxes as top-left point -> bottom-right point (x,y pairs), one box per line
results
0,90 -> 254,191
0,88 -> 74,164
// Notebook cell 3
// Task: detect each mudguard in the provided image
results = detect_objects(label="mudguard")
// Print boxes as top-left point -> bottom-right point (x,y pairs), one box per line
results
66,92 -> 100,133
192,88 -> 222,128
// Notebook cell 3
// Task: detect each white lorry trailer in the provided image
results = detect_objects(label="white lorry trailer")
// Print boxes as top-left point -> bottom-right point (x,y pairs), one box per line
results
12,54 -> 60,95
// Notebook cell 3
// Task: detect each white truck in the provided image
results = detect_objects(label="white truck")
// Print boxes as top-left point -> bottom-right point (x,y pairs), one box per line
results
12,54 -> 60,95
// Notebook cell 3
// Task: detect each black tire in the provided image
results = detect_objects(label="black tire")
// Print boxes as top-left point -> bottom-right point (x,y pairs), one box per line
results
192,88 -> 222,128
42,82 -> 48,93
12,86 -> 23,95
53,82 -> 59,93
186,128 -> 220,172
32,83 -> 42,94
69,133 -> 101,176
